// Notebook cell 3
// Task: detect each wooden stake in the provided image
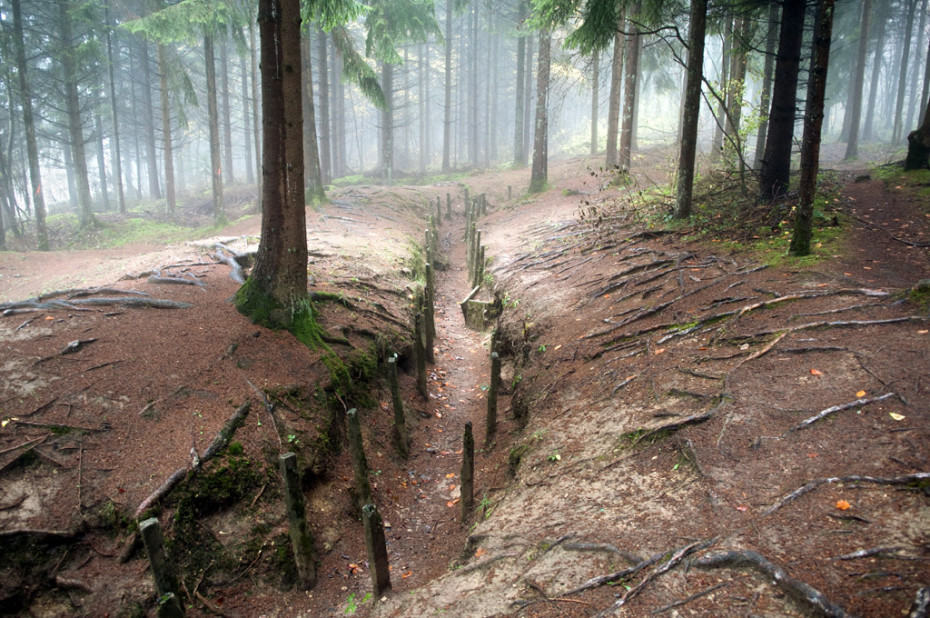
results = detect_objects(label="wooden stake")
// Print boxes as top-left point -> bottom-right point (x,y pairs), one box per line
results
461,421 -> 474,522
362,503 -> 391,597
279,452 -> 316,588
139,517 -> 183,616
347,409 -> 373,510
387,357 -> 408,458
414,311 -> 428,399
446,193 -> 452,220
435,199 -> 442,225
486,352 -> 501,446
424,266 -> 436,363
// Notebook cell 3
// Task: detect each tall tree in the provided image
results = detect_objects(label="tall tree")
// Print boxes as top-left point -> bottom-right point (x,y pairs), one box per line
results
236,0 -> 310,334
791,0 -> 835,256
157,43 -> 177,213
137,38 -> 162,199
104,0 -> 126,216
302,31 -> 325,200
906,94 -> 930,169
904,0 -> 928,132
11,0 -> 49,249
513,0 -> 528,166
675,0 -> 706,219
605,30 -> 623,167
590,51 -> 599,154
863,0 -> 886,140
528,29 -> 551,193
317,31 -> 332,184
892,0 -> 918,143
219,30 -> 235,184
204,33 -> 224,220
442,0 -> 454,172
759,0 -> 805,202
844,0 -> 872,159
619,4 -> 641,171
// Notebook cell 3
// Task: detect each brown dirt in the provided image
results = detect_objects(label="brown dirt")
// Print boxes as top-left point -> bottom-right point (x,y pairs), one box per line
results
1,154 -> 928,617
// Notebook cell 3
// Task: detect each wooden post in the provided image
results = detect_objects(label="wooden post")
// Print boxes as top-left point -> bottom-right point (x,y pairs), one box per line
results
473,244 -> 485,289
464,187 -> 469,207
424,265 -> 436,363
362,503 -> 391,597
279,452 -> 316,588
471,230 -> 482,284
486,352 -> 500,446
347,409 -> 373,510
424,228 -> 432,266
387,357 -> 408,458
508,185 -> 512,200
446,193 -> 452,220
435,199 -> 442,225
414,311 -> 428,399
461,421 -> 474,522
480,194 -> 487,215
139,517 -> 184,617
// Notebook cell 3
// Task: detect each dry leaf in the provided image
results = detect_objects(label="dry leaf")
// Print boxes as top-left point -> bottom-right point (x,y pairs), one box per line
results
810,368 -> 823,376
889,412 -> 905,421
654,348 -> 666,355
836,500 -> 851,511
474,547 -> 486,558
402,571 -> 413,579
445,472 -> 456,478
446,498 -> 460,508
855,390 -> 866,398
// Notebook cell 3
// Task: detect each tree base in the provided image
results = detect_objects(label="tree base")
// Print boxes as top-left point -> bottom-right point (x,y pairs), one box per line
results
905,130 -> 930,171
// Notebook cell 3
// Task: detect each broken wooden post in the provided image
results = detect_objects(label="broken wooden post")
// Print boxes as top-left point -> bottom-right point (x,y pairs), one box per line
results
424,265 -> 436,363
414,311 -> 428,399
139,517 -> 184,617
279,452 -> 316,588
473,244 -> 485,289
362,503 -> 391,597
435,199 -> 442,225
387,356 -> 408,458
486,351 -> 501,446
446,193 -> 452,220
461,421 -> 474,522
464,187 -> 470,207
507,185 -> 512,200
347,409 -> 373,511
424,229 -> 433,266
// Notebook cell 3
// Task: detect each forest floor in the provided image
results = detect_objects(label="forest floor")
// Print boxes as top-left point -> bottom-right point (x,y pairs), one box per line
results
0,149 -> 928,617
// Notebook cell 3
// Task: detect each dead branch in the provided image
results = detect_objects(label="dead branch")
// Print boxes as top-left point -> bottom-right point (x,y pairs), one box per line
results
788,392 -> 896,432
560,548 -> 667,598
731,331 -> 788,370
692,550 -> 852,617
0,434 -> 50,457
763,472 -> 930,516
148,270 -> 205,288
651,582 -> 727,614
832,546 -> 906,561
15,317 -> 35,330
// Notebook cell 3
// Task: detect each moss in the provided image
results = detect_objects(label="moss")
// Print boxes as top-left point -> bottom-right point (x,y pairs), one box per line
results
508,443 -> 530,477
908,280 -> 930,312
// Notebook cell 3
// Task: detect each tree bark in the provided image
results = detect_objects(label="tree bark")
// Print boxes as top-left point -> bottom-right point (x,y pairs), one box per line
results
513,0 -> 527,167
442,0 -> 454,172
711,18 -> 732,161
249,19 -> 262,197
905,0 -> 928,132
302,32 -> 325,201
317,30 -> 331,185
331,34 -> 346,178
11,0 -> 49,249
158,45 -> 176,214
591,52 -> 599,155
605,28 -> 624,168
791,0 -> 835,256
844,0 -> 872,159
892,0 -> 918,143
380,61 -> 394,182
469,2 -> 479,167
674,0 -> 706,219
863,1 -> 886,140
523,36 -> 534,164
204,33 -> 224,222
240,46 -> 254,184
137,38 -> 161,199
528,30 -> 551,193
104,0 -> 125,216
759,0 -> 805,202
220,30 -> 235,184
906,98 -> 930,169
94,113 -> 110,211
619,5 -> 641,171
419,42 -> 428,174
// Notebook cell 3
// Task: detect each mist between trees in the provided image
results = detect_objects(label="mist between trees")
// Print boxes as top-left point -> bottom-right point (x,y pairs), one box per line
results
0,0 -> 928,251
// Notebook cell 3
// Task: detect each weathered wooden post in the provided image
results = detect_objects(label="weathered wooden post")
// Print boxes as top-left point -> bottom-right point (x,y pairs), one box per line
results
473,245 -> 486,289
461,421 -> 474,522
435,198 -> 442,225
464,187 -> 470,207
424,228 -> 433,266
486,351 -> 501,446
347,409 -> 373,510
480,194 -> 488,216
424,265 -> 436,362
279,452 -> 316,588
414,311 -> 428,399
446,193 -> 452,220
387,356 -> 408,458
139,517 -> 184,617
471,230 -> 482,283
362,503 -> 391,597
508,185 -> 512,200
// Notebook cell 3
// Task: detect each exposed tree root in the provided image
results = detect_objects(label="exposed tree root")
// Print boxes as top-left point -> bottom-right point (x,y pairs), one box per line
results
832,546 -> 907,561
788,392 -> 896,432
148,270 -> 205,288
910,587 -> 930,618
692,550 -> 852,617
651,582 -> 727,614
763,472 -> 930,516
214,243 -> 247,284
0,434 -> 49,458
734,316 -> 927,342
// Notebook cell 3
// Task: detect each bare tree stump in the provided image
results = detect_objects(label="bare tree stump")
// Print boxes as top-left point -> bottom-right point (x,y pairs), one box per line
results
139,517 -> 183,616
279,452 -> 316,588
362,503 -> 391,597
347,409 -> 373,511
387,357 -> 409,459
461,421 -> 475,522
487,352 -> 501,446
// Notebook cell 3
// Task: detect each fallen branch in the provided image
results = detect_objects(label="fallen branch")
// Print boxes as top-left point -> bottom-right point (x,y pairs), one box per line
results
692,550 -> 852,617
0,434 -> 50,457
763,472 -> 930,516
788,392 -> 896,432
832,546 -> 906,561
560,548 -> 666,598
651,582 -> 727,614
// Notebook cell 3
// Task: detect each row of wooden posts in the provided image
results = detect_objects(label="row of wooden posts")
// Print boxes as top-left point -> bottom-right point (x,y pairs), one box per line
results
140,188 -> 506,615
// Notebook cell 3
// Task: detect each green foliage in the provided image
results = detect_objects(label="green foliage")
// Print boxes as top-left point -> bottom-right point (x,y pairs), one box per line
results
364,0 -> 442,64
122,0 -> 242,44
330,27 -> 387,109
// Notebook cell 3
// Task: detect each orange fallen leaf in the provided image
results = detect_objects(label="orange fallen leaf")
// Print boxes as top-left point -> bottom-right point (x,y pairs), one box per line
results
402,571 -> 413,579
855,390 -> 866,398
654,348 -> 666,355
44,315 -> 54,321
445,472 -> 456,478
810,368 -> 823,376
446,498 -> 460,508
836,499 -> 851,511
736,505 -> 748,512
474,547 -> 486,558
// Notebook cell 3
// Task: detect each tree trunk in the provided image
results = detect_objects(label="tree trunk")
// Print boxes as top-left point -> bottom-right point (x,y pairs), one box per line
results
711,19 -> 732,161
906,97 -> 930,169
892,0 -> 918,143
791,0 -> 835,256
469,2 -> 479,167
921,18 -> 930,126
523,36 -> 534,164
138,38 -> 161,199
844,0 -> 872,159
905,0 -> 928,132
674,0 -> 707,219
317,30 -> 331,185
104,0 -> 125,216
331,34 -> 346,178
238,0 -> 309,327
204,33 -> 224,222
590,52 -> 599,155
759,0 -> 805,202
11,0 -> 49,249
402,48 -> 411,171
724,17 -> 750,169
419,43 -> 427,174
489,20 -> 499,163
59,0 -> 96,228
249,19 -> 262,198
513,0 -> 527,167
528,30 -> 551,193
381,62 -> 394,182
240,47 -> 254,184
863,1 -> 887,140
94,113 -> 110,211
302,33 -> 325,201
619,5 -> 641,171
442,0 -> 454,172
605,29 -> 624,168
157,45 -> 176,214
220,31 -> 235,184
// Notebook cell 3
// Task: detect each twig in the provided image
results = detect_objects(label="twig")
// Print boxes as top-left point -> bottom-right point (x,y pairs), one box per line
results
77,440 -> 84,510
0,494 -> 27,510
833,546 -> 905,561
651,582 -> 727,614
0,434 -> 49,457
731,331 -> 788,370
763,472 -> 930,516
787,392 -> 896,432
692,550 -> 852,617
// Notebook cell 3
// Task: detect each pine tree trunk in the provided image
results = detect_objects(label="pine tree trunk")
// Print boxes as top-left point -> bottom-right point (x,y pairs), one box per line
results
317,31 -> 331,184
892,0 -> 918,142
523,37 -> 534,164
863,1 -> 887,140
724,17 -> 749,169
619,6 -> 641,171
759,0 -> 805,202
711,19 -> 732,161
419,43 -> 427,174
204,33 -> 224,222
157,45 -> 176,214
220,31 -> 235,184
528,30 -> 551,193
94,113 -> 110,211
402,48 -> 411,171
128,45 -> 142,200
921,22 -> 930,126
469,2 -> 479,167
675,0 -> 707,219
249,19 -> 262,197
904,0 -> 928,132
590,52 -> 599,155
845,0 -> 872,159
513,0 -> 527,167
240,49 -> 254,184
906,97 -> 930,169
442,0 -> 453,172
490,22 -> 499,163
138,38 -> 161,199
605,28 -> 624,168
12,0 -> 48,249
302,33 -> 325,201
381,61 -> 394,183
104,0 -> 125,217
331,33 -> 346,178
791,0 -> 835,256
